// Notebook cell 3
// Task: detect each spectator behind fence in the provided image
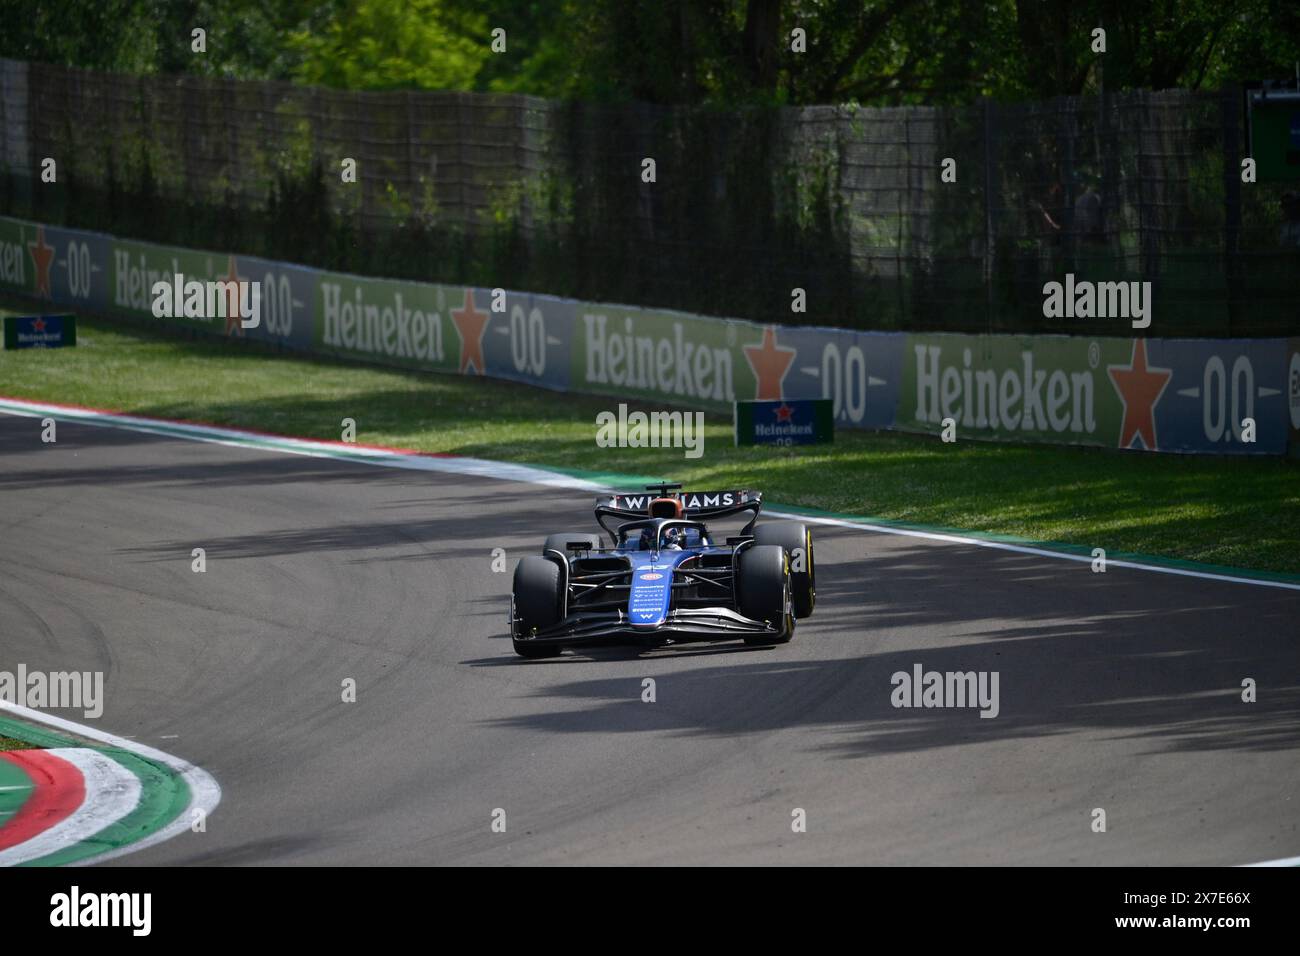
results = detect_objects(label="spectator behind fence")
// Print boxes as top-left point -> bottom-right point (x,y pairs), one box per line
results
1280,192 -> 1300,248
1030,180 -> 1064,237
1073,174 -> 1106,246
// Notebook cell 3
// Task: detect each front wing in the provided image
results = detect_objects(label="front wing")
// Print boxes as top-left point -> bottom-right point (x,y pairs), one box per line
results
508,600 -> 783,646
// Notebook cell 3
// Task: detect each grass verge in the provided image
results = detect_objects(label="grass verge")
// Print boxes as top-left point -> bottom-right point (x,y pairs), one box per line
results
1,303 -> 1297,575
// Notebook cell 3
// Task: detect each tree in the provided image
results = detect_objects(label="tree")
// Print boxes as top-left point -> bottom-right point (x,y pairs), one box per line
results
1,0 -> 1295,103
0,0 -> 160,74
290,0 -> 489,91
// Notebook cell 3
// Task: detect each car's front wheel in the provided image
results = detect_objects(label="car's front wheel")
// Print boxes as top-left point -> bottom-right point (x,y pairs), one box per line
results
512,555 -> 565,658
737,544 -> 794,646
754,521 -> 815,618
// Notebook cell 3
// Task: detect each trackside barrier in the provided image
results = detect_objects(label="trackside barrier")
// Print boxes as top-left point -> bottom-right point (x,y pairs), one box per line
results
0,215 -> 1293,456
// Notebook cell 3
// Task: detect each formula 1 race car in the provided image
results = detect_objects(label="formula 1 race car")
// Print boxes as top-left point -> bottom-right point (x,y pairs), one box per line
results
508,483 -> 815,657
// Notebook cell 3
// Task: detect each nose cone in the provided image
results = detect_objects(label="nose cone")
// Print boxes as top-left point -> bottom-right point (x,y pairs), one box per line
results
628,564 -> 671,627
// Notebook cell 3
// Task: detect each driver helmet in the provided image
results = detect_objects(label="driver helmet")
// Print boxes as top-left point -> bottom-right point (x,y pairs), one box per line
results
647,497 -> 684,520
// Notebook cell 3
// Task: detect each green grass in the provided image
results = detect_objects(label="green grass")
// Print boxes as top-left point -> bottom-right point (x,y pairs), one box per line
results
0,736 -> 33,751
1,305 -> 1298,575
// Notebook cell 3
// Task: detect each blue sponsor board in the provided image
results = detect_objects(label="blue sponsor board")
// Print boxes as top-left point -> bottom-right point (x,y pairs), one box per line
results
735,398 -> 833,446
38,222 -> 113,313
1145,338 -> 1289,455
3,314 -> 76,349
0,217 -> 113,313
480,290 -> 575,392
772,327 -> 904,429
234,255 -> 317,352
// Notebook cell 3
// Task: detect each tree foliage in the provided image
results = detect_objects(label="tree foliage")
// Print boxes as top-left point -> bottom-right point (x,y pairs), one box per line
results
0,0 -> 1296,104
290,0 -> 488,91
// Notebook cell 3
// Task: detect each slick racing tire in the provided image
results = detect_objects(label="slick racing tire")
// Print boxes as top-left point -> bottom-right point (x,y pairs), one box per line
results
542,532 -> 602,556
754,521 -> 815,618
737,544 -> 794,646
512,555 -> 565,659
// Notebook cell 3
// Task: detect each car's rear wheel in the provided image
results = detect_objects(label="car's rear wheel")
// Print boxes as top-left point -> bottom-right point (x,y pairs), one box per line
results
512,555 -> 565,658
737,544 -> 794,645
542,532 -> 601,556
754,521 -> 815,618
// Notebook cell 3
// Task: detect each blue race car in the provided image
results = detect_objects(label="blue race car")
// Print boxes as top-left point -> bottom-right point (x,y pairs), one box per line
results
509,483 -> 815,657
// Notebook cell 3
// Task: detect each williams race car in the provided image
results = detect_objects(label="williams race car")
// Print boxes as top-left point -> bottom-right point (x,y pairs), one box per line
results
509,483 -> 815,657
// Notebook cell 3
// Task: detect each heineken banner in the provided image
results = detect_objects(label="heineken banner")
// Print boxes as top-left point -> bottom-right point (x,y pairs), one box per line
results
312,272 -> 576,389
110,236 -> 316,353
0,214 -> 1292,456
3,314 -> 76,349
573,304 -> 905,425
0,218 -> 111,311
735,399 -> 834,446
900,333 -> 1291,455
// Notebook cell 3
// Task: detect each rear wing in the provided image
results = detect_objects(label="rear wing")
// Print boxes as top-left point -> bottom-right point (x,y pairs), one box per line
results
595,484 -> 762,539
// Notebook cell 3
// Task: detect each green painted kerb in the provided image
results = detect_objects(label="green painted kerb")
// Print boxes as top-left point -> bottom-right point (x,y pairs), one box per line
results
0,714 -> 192,866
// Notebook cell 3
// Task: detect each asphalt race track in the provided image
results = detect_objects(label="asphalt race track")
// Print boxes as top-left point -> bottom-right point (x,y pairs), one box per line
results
1,412 -> 1297,866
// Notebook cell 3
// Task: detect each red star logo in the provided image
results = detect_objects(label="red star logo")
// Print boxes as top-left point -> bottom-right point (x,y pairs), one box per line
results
1107,339 -> 1172,451
222,256 -> 244,336
450,289 -> 490,375
27,226 -> 54,299
31,317 -> 46,332
742,327 -> 796,400
774,402 -> 795,422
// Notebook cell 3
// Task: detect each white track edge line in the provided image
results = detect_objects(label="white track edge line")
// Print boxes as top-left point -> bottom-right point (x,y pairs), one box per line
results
1241,854 -> 1300,867
764,509 -> 1300,592
2,397 -> 1294,592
